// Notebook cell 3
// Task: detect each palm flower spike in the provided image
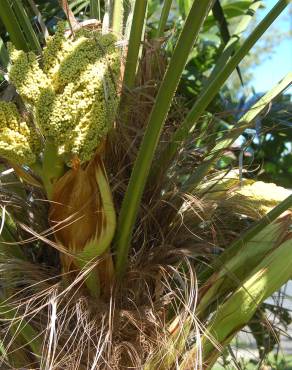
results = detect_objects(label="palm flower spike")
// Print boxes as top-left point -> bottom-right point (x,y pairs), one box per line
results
0,21 -> 122,297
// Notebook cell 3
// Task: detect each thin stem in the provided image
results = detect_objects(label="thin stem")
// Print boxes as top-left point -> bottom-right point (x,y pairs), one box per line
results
112,0 -> 124,35
122,0 -> 148,89
156,0 -> 173,38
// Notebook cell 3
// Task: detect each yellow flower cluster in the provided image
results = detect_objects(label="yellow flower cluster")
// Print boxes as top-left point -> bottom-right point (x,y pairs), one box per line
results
235,181 -> 292,214
197,170 -> 292,218
0,101 -> 39,165
8,46 -> 49,104
7,22 -> 120,166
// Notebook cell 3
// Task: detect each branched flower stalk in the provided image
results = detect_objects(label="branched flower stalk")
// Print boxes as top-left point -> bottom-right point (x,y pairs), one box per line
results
1,21 -> 121,296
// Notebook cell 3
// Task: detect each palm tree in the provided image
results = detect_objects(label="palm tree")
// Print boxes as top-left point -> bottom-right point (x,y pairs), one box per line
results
0,0 -> 291,368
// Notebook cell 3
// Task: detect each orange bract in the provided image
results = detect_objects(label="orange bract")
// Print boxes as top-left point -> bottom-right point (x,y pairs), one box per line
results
50,155 -> 107,272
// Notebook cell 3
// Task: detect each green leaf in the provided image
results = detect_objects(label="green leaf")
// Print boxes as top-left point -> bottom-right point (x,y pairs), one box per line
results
204,1 -> 256,30
212,0 -> 230,45
224,1 -> 255,18
26,0 -> 49,40
209,0 -> 262,82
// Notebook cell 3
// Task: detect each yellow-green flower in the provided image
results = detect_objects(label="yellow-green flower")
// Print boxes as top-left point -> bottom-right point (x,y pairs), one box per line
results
0,101 -> 39,165
8,45 -> 50,104
235,181 -> 292,214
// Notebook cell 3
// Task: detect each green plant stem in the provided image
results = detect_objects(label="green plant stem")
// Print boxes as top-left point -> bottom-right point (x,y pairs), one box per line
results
156,0 -> 173,38
115,0 -> 215,278
32,141 -> 65,199
112,0 -> 124,35
122,0 -> 148,89
152,0 -> 289,178
90,0 -> 100,19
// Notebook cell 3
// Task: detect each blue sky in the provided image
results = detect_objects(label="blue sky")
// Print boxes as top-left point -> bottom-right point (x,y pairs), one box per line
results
251,0 -> 291,93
